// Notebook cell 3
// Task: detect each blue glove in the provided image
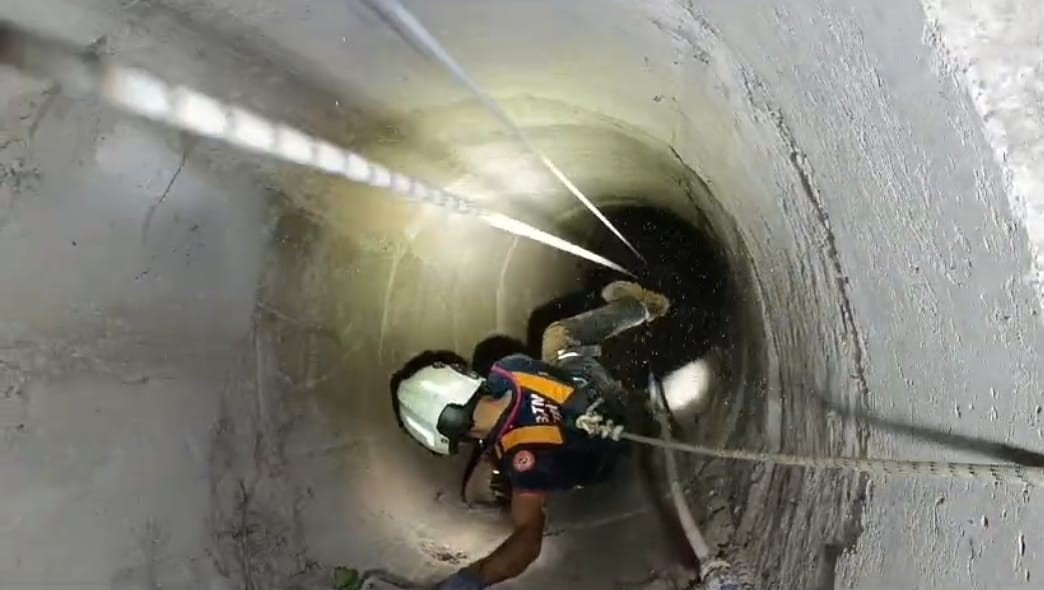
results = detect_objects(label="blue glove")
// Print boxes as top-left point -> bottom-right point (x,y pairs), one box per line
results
435,569 -> 486,590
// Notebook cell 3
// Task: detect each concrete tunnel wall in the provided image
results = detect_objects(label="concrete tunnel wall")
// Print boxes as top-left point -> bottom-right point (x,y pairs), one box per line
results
3,1 -> 1044,589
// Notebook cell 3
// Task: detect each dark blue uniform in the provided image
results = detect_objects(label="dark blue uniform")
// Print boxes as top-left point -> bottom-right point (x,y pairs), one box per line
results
482,354 -> 626,494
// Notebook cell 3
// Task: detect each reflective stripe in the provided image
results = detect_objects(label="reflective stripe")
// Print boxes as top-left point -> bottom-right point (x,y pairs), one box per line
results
498,425 -> 564,455
512,372 -> 574,405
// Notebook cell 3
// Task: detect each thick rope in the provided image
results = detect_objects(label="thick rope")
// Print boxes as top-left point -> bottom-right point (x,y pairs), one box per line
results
619,431 -> 1044,487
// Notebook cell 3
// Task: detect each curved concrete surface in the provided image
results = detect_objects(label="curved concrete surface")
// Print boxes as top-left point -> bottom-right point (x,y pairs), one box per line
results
3,1 -> 1044,589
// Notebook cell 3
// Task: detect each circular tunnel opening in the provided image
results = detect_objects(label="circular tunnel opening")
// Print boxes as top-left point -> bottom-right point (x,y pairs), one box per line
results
262,91 -> 857,588
268,119 -> 791,585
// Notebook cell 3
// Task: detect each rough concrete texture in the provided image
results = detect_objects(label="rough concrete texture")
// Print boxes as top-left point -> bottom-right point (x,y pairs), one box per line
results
2,0 -> 1044,589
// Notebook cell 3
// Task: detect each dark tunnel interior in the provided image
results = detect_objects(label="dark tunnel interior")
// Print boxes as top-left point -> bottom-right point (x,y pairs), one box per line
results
474,206 -> 735,383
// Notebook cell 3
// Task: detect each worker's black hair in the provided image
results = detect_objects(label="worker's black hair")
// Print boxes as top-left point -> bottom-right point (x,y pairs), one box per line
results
388,349 -> 471,433
471,335 -> 527,375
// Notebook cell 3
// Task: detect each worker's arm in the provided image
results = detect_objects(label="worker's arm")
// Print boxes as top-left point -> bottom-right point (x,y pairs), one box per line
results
437,492 -> 546,589
470,491 -> 546,583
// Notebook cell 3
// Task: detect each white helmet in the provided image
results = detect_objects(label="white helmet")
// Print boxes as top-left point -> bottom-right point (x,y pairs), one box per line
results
395,363 -> 484,455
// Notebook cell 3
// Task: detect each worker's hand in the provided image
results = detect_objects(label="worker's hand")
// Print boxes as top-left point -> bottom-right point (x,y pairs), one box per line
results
434,568 -> 486,590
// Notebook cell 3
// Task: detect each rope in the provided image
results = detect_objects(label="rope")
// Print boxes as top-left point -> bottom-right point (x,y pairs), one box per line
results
574,407 -> 1044,487
619,432 -> 1044,487
0,20 -> 629,275
360,0 -> 645,262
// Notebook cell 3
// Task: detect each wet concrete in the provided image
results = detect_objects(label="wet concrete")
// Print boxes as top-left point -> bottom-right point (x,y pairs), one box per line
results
4,1 -> 1044,589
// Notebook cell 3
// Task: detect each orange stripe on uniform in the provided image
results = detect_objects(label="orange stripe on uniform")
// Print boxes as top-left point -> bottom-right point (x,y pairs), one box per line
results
498,425 -> 564,455
512,372 -> 574,405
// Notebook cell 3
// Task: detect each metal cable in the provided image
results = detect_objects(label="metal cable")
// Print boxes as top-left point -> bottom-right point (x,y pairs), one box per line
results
0,20 -> 629,274
619,432 -> 1044,487
361,0 -> 645,262
575,396 -> 1044,487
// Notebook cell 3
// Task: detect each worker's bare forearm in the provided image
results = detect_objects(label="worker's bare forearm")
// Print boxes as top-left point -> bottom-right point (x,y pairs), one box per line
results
470,520 -> 544,584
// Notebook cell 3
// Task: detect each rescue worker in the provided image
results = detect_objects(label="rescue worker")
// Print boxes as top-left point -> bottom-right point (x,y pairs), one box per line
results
391,281 -> 670,590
